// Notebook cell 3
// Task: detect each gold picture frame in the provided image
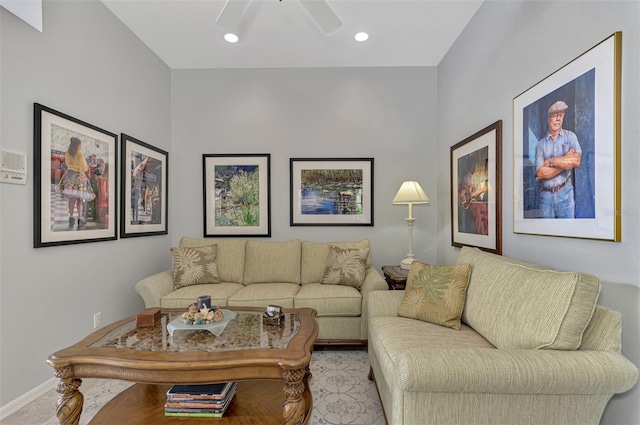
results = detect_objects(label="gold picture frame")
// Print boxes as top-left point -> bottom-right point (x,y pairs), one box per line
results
513,32 -> 622,241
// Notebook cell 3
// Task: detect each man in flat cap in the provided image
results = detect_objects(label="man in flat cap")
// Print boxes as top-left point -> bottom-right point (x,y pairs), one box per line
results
535,100 -> 582,218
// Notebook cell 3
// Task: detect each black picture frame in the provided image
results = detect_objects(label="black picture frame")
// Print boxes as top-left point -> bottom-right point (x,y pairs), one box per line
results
34,103 -> 118,247
120,133 -> 169,238
290,158 -> 374,226
203,154 -> 271,237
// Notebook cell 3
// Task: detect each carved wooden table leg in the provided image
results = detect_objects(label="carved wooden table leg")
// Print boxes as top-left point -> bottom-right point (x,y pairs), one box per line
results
282,366 -> 306,425
54,366 -> 83,425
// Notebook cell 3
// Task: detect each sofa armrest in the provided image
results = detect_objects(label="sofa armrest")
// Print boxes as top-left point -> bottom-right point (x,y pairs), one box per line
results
396,348 -> 638,395
359,268 -> 391,340
360,267 -> 389,294
134,270 -> 174,308
366,289 -> 404,320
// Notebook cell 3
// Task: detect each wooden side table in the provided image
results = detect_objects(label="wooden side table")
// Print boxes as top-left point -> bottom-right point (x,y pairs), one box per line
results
381,265 -> 409,290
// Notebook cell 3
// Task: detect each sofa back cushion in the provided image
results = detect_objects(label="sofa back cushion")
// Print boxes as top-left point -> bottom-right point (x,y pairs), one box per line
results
244,239 -> 301,284
457,247 -> 600,350
301,239 -> 372,284
179,237 -> 246,284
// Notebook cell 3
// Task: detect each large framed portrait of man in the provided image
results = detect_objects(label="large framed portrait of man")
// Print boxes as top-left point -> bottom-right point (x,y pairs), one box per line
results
513,32 -> 621,241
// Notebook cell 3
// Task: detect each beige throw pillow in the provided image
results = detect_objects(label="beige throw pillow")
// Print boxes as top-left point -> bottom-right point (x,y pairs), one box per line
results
398,261 -> 472,330
171,245 -> 220,289
321,246 -> 369,289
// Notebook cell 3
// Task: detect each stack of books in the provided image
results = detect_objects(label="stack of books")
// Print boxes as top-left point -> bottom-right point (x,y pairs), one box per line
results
164,382 -> 237,418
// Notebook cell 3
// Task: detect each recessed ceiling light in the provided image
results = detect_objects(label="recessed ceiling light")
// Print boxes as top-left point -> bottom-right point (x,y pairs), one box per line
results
354,32 -> 369,42
224,33 -> 239,43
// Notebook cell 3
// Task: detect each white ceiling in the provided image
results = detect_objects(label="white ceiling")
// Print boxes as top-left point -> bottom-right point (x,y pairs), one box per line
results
101,0 -> 484,69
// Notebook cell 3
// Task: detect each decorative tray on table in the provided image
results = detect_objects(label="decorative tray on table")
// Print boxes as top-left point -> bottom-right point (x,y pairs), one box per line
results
166,303 -> 237,339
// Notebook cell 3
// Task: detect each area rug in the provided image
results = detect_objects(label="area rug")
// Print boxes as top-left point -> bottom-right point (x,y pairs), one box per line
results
34,349 -> 385,425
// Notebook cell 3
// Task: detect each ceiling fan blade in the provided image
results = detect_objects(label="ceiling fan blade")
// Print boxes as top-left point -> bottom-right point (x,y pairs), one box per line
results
216,0 -> 252,28
298,0 -> 342,34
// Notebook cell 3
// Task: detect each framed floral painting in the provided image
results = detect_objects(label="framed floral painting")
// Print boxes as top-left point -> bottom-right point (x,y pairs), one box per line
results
203,154 -> 271,237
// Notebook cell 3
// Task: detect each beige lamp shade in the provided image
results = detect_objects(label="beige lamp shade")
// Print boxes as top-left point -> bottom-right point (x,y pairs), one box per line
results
392,181 -> 430,205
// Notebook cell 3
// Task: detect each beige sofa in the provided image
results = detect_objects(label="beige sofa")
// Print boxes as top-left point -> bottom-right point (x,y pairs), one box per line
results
135,237 -> 388,344
367,247 -> 638,425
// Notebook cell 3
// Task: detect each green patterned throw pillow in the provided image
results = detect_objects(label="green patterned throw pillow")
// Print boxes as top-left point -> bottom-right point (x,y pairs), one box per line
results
398,261 -> 472,330
321,246 -> 370,289
171,245 -> 221,289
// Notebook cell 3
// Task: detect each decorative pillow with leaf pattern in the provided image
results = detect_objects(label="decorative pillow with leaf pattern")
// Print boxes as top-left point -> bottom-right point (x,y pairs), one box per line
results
170,245 -> 221,290
321,246 -> 370,289
398,260 -> 472,330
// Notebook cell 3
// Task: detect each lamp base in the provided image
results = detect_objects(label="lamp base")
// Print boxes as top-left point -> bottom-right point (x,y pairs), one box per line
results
399,257 -> 415,270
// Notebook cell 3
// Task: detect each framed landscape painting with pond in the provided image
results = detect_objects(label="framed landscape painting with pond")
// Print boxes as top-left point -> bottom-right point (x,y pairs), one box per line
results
290,158 -> 374,226
203,154 -> 271,237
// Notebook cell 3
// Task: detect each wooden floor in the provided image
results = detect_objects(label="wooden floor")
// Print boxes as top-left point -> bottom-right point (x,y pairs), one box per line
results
89,379 -> 312,425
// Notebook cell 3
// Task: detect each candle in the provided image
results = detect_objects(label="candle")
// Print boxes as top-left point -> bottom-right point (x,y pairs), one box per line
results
197,295 -> 211,311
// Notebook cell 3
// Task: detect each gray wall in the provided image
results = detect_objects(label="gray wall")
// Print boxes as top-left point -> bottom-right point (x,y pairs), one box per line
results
170,67 -> 438,259
1,1 -> 638,424
0,0 -> 439,408
436,2 -> 640,424
0,0 -> 171,404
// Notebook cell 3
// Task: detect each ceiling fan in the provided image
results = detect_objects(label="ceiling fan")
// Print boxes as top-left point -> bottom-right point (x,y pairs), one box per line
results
216,0 -> 343,34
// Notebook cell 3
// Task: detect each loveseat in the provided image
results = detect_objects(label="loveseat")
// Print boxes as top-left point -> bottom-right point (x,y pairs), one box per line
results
367,246 -> 638,425
135,237 -> 388,344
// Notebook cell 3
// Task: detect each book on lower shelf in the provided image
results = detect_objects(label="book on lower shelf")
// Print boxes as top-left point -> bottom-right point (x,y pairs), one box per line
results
165,382 -> 237,417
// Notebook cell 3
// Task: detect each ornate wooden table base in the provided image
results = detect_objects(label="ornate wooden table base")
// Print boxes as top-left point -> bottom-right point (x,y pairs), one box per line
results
87,376 -> 313,424
47,308 -> 318,425
54,365 -> 83,425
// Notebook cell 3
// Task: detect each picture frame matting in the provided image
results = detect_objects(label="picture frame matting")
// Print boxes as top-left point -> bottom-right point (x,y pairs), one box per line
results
513,32 -> 621,241
34,103 -> 118,247
203,154 -> 271,237
450,120 -> 502,255
120,133 -> 169,238
290,158 -> 374,226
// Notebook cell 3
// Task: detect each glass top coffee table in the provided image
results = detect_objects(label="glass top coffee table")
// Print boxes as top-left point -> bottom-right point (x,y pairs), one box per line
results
47,307 -> 318,425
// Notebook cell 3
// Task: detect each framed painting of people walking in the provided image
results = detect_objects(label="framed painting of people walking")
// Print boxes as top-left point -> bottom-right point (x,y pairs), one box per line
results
120,134 -> 168,238
290,158 -> 374,226
513,32 -> 621,241
34,103 -> 118,247
450,121 -> 502,255
203,154 -> 271,237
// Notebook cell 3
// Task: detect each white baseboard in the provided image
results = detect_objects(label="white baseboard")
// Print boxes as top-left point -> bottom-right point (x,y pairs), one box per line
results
0,377 -> 57,420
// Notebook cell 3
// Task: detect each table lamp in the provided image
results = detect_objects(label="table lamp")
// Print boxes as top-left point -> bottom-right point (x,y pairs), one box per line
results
393,181 -> 429,269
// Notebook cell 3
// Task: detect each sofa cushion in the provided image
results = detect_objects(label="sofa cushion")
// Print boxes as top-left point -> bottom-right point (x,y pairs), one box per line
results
160,283 -> 243,309
294,283 -> 362,317
170,245 -> 220,289
243,240 -> 301,284
321,246 -> 369,289
301,239 -> 372,284
457,247 -> 600,350
227,283 -> 300,308
370,316 -> 496,355
369,316 -> 495,393
179,237 -> 247,284
398,261 -> 471,330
